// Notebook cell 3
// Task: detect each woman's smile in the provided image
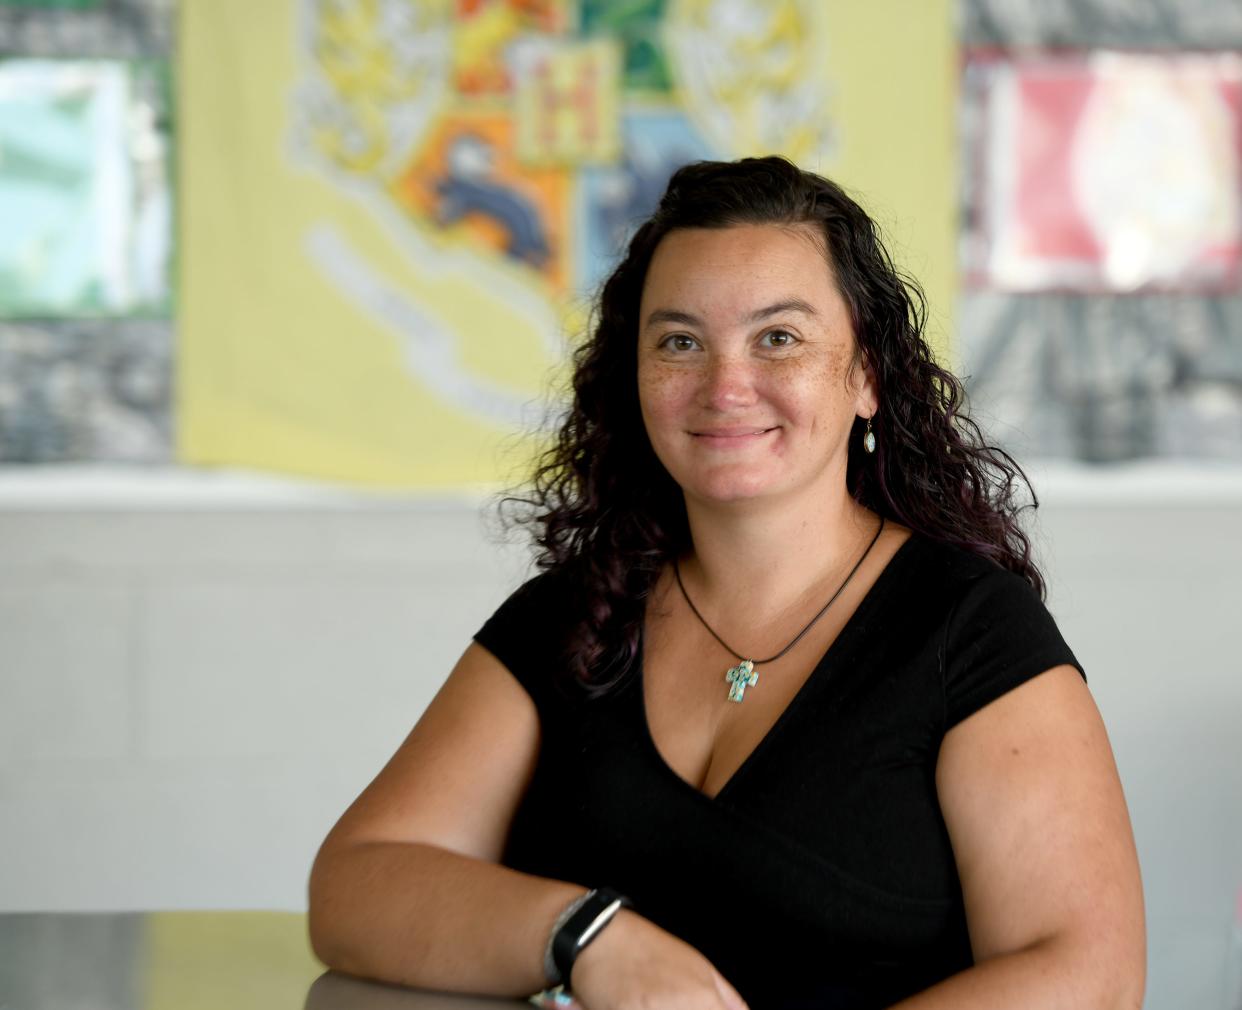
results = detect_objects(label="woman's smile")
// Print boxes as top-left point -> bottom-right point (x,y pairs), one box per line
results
690,425 -> 780,447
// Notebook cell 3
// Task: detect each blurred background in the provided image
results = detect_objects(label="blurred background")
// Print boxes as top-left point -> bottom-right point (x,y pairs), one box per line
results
0,1 -> 1239,1008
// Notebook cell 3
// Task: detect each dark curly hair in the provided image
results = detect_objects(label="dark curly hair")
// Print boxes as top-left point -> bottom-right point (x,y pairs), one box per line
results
507,156 -> 1042,695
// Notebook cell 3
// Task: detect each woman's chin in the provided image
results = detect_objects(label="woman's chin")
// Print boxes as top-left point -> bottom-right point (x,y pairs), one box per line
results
681,471 -> 782,505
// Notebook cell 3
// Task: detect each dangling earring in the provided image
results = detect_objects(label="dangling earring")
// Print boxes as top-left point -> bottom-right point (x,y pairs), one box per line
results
863,416 -> 876,454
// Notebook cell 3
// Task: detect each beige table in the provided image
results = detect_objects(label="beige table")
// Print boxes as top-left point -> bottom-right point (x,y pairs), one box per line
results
0,912 -> 528,1009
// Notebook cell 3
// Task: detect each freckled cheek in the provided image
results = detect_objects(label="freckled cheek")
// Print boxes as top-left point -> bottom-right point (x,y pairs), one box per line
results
638,364 -> 695,430
769,357 -> 848,437
771,359 -> 840,402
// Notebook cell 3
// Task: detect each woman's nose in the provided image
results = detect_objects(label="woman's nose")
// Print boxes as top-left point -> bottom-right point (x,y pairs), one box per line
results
699,353 -> 758,410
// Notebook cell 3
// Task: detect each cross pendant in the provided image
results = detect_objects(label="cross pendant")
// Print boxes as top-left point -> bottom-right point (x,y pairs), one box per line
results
725,659 -> 758,703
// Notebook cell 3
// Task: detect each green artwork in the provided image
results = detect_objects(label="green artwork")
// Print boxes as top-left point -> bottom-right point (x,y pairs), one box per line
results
580,0 -> 671,92
0,59 -> 172,318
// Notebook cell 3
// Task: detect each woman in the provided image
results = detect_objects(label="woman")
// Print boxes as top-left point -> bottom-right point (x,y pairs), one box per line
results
309,157 -> 1145,1009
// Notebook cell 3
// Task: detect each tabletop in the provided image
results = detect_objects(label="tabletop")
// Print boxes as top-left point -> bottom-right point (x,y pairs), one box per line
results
0,912 -> 529,1010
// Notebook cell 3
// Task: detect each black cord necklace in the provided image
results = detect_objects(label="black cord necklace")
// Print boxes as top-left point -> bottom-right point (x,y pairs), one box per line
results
673,515 -> 886,703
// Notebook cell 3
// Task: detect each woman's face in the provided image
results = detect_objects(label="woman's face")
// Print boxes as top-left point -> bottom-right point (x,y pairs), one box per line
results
636,223 -> 876,509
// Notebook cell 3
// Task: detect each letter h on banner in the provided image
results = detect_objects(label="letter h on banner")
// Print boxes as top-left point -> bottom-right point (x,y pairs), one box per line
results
514,39 -> 621,167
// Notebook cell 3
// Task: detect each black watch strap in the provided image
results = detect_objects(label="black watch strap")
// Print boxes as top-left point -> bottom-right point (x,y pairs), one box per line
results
550,887 -> 632,988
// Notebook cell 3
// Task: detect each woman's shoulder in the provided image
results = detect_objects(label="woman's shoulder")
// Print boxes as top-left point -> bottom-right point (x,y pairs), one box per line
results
900,532 -> 1086,725
471,567 -> 582,706
478,566 -> 579,636
902,530 -> 1035,595
498,565 -> 573,603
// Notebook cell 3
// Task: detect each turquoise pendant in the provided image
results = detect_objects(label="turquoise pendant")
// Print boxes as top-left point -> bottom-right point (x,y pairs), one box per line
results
725,659 -> 758,703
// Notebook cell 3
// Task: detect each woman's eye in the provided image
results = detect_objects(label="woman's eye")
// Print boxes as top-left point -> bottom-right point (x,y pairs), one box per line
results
760,329 -> 798,348
661,334 -> 699,352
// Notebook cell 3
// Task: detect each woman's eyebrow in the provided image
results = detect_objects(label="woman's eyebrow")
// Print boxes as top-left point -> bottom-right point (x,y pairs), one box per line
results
643,308 -> 701,329
643,299 -> 819,330
745,298 -> 819,322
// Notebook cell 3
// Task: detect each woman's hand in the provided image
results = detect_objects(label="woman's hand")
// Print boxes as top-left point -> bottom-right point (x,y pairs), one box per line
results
568,910 -> 749,1010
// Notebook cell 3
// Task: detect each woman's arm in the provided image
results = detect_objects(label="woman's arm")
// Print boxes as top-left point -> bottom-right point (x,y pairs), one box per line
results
309,642 -> 748,1009
890,664 -> 1145,1009
308,641 -> 580,993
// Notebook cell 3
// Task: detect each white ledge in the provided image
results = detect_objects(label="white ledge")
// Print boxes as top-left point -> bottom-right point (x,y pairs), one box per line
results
0,465 -> 494,511
1023,459 -> 1242,507
0,461 -> 1240,510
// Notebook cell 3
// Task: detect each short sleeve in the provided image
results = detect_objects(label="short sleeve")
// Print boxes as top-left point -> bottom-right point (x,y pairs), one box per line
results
472,571 -> 570,710
942,568 -> 1086,729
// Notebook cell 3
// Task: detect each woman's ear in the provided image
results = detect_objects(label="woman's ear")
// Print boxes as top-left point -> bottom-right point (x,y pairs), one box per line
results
850,348 -> 879,418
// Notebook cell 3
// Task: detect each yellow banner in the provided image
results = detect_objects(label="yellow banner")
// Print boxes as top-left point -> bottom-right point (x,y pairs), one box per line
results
178,0 -> 954,489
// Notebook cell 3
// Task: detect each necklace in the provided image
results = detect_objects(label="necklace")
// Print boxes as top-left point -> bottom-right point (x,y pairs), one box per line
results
673,515 -> 887,703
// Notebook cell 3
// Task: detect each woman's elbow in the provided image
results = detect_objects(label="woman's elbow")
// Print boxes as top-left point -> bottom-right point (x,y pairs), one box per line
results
1106,957 -> 1146,1010
306,847 -> 353,972
1073,926 -> 1146,1010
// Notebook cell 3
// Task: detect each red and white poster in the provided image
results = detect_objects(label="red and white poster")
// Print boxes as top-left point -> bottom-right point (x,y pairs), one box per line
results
964,51 -> 1242,293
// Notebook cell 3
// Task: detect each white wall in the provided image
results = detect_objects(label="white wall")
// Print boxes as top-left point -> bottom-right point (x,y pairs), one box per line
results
1,464 -> 1239,1010
0,469 -> 530,914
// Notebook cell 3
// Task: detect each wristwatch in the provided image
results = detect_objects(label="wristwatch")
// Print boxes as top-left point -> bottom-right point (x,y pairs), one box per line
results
545,887 -> 632,989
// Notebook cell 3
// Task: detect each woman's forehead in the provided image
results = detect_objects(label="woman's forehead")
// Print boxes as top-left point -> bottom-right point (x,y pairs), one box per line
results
640,223 -> 843,316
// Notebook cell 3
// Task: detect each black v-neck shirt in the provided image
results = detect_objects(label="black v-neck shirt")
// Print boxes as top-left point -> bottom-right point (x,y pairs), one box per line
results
473,534 -> 1084,1009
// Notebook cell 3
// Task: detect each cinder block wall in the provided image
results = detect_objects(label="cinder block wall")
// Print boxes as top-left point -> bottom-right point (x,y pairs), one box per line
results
1,467 -> 1239,1010
0,478 -> 530,913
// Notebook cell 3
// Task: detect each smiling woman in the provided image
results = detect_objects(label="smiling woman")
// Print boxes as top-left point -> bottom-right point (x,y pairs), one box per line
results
637,224 -> 872,509
308,158 -> 1145,1010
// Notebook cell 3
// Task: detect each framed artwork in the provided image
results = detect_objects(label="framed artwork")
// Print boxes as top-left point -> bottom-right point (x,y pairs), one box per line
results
962,50 -> 1242,293
0,58 -> 172,318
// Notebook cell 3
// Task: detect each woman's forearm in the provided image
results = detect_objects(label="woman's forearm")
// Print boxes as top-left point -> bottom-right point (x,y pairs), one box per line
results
887,935 -> 1144,1010
308,840 -> 585,996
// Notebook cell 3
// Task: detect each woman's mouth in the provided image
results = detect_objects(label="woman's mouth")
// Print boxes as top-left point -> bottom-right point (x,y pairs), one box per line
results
690,426 -> 778,446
